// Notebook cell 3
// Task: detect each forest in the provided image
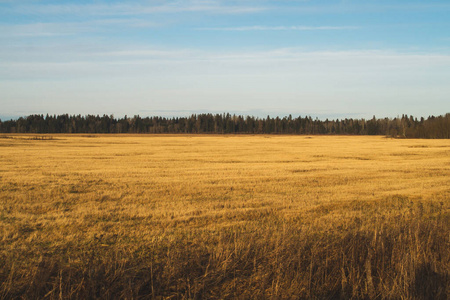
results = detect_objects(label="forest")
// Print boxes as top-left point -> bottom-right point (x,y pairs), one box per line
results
1,113 -> 449,138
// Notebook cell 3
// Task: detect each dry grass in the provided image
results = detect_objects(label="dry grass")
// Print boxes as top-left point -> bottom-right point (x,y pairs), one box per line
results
0,134 -> 449,299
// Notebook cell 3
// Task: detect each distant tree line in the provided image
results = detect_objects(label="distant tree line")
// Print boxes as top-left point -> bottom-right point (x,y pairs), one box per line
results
0,113 -> 449,138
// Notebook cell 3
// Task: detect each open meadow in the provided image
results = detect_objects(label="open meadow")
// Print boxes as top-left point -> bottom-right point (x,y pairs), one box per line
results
0,134 -> 449,299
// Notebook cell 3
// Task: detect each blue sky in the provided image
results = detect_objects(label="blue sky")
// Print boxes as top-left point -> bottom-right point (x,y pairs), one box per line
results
1,0 -> 449,120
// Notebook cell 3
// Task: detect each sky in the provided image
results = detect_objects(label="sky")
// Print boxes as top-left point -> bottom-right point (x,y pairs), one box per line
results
1,0 -> 449,120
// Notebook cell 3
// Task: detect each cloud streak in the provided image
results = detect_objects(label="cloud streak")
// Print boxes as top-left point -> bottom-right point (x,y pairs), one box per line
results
0,19 -> 161,37
6,1 -> 266,17
198,25 -> 359,31
3,44 -> 450,77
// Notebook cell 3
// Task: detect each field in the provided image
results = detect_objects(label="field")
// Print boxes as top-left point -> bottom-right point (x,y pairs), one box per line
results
1,135 -> 449,299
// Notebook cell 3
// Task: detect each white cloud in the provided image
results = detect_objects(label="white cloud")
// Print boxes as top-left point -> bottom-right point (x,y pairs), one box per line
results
0,19 -> 161,37
198,25 -> 359,31
8,1 -> 266,17
3,43 -> 450,68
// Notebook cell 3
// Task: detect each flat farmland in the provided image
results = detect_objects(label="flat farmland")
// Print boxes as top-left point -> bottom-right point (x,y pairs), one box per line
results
1,135 -> 449,299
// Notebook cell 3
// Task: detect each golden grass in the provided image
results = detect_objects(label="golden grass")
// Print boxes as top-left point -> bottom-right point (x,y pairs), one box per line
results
0,134 -> 449,299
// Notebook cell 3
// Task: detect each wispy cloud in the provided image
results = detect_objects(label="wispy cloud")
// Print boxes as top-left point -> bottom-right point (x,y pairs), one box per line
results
3,43 -> 450,72
7,1 -> 266,16
0,19 -> 161,37
198,25 -> 359,31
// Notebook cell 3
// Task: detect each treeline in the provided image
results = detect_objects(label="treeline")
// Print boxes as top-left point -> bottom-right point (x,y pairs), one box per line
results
0,113 -> 449,138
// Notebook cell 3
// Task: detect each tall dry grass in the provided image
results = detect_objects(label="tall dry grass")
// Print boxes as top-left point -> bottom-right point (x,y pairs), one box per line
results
0,135 -> 449,299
